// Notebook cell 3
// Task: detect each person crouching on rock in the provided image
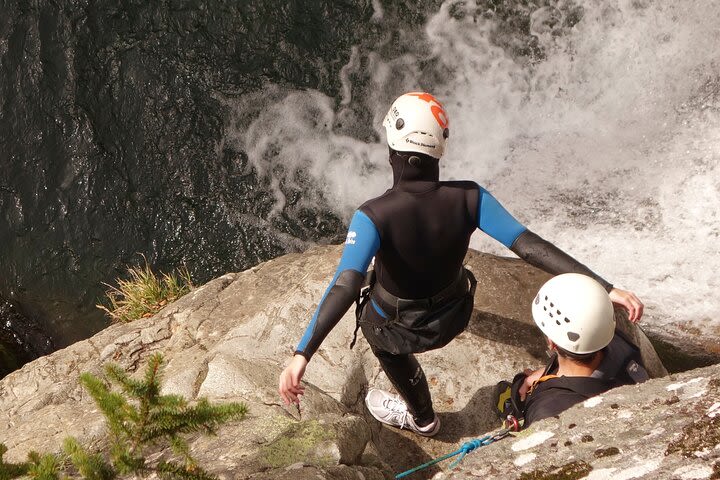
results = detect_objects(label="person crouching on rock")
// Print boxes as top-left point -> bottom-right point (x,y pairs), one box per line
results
499,273 -> 649,429
278,92 -> 644,437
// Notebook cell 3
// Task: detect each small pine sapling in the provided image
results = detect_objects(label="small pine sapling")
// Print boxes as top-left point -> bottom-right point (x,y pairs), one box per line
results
0,354 -> 246,480
78,352 -> 247,479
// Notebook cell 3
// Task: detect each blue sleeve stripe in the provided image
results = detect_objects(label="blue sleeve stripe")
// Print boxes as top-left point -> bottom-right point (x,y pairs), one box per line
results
296,271 -> 340,353
337,210 -> 381,273
296,210 -> 380,353
477,186 -> 527,248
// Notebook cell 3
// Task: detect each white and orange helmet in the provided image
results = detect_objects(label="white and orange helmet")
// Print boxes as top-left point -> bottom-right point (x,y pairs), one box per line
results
383,92 -> 450,159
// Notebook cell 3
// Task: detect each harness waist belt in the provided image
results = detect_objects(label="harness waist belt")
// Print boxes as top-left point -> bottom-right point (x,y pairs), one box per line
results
372,268 -> 471,309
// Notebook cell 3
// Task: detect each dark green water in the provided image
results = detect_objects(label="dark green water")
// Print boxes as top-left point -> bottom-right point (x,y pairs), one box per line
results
0,0 -> 455,370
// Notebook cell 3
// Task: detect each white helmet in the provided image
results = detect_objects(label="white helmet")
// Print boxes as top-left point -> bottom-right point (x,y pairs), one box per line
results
383,92 -> 450,159
532,273 -> 615,354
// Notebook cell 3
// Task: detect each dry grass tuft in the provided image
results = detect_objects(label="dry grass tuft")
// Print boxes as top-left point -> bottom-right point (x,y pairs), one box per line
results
97,258 -> 193,323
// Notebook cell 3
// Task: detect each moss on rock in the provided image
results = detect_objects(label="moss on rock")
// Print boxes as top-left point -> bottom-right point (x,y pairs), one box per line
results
519,460 -> 593,480
665,414 -> 720,458
260,419 -> 336,469
594,446 -> 620,458
665,378 -> 720,458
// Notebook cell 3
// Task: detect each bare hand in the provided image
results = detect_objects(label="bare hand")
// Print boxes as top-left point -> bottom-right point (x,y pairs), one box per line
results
609,288 -> 644,323
519,368 -> 544,401
279,354 -> 308,405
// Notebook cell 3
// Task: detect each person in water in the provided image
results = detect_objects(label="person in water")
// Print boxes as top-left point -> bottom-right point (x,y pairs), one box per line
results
278,92 -> 644,436
506,273 -> 649,428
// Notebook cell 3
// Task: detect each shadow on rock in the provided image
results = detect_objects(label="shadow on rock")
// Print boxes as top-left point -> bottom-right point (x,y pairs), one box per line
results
435,384 -> 501,444
362,386 -> 504,479
341,360 -> 370,410
369,423 -> 440,480
467,310 -> 547,360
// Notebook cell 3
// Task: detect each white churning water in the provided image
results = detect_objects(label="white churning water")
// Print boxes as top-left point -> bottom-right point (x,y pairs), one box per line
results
223,0 -> 720,343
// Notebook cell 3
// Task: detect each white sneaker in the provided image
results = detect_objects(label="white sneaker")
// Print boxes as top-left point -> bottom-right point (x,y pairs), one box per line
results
365,389 -> 440,437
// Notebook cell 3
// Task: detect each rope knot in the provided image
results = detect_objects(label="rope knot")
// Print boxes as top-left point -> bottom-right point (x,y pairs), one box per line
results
460,439 -> 482,453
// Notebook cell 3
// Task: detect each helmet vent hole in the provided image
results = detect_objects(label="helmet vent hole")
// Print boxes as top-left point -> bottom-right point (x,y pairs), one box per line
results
564,317 -> 570,323
567,332 -> 580,342
549,313 -> 553,318
541,321 -> 545,327
544,296 -> 548,301
443,127 -> 449,139
556,310 -> 561,315
396,118 -> 405,130
543,306 -> 547,311
550,302 -> 554,308
555,319 -> 561,325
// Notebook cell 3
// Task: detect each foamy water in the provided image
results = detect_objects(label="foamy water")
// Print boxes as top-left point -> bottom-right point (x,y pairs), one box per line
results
223,0 -> 720,340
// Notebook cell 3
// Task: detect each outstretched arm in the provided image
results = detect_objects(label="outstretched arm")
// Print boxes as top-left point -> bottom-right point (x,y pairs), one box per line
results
475,186 -> 643,322
509,231 -> 643,321
509,230 -> 612,290
279,210 -> 380,405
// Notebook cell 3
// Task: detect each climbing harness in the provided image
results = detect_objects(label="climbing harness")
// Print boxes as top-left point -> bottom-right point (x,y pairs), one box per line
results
352,267 -> 478,355
394,423 -> 518,479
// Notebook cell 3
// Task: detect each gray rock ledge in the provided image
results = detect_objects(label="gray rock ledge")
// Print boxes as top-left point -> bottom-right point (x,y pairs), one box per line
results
0,246 -> 693,480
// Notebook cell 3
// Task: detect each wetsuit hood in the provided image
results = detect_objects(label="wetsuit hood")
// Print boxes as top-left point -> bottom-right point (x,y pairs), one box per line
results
389,150 -> 439,190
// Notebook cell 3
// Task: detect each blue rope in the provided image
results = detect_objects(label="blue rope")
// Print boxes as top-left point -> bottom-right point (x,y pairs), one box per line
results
394,430 -> 510,479
448,435 -> 495,468
394,448 -> 465,479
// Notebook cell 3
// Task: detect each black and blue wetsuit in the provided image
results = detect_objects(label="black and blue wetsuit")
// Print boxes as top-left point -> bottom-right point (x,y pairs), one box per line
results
295,151 -> 612,424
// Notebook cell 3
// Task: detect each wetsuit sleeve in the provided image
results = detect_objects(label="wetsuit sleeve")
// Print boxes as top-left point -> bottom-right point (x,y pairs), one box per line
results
475,185 -> 612,291
294,210 -> 380,361
510,230 -> 613,291
476,187 -> 528,248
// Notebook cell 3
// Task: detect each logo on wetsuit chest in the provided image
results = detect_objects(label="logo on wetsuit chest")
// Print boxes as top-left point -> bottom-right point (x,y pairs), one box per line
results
346,231 -> 357,245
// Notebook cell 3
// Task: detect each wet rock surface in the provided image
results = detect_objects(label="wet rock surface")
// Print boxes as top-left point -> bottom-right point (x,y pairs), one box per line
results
0,297 -> 54,378
0,246 -> 679,479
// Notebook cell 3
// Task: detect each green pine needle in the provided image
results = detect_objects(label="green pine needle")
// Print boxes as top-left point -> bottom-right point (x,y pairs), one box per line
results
155,461 -> 218,480
25,452 -> 61,480
62,438 -> 114,480
79,373 -> 136,438
81,354 -> 247,479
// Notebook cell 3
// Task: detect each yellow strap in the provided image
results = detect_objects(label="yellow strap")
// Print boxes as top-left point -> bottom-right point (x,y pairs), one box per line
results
496,386 -> 512,412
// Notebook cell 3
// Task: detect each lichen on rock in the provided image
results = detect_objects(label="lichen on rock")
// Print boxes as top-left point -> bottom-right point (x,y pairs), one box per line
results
260,419 -> 336,469
518,460 -> 593,480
